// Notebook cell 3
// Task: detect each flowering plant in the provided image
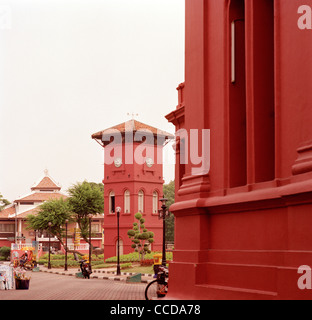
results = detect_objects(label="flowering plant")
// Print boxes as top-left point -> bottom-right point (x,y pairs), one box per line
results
14,267 -> 31,280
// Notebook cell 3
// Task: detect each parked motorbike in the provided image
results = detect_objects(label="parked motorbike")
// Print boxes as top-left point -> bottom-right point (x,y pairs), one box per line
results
79,259 -> 92,279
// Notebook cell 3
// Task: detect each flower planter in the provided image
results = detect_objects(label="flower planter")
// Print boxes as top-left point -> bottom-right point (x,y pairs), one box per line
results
15,279 -> 30,290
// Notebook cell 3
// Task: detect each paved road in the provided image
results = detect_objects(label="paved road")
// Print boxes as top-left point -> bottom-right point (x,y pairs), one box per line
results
0,271 -> 146,300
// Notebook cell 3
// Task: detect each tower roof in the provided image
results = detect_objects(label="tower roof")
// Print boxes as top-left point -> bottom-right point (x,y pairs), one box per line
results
91,119 -> 174,142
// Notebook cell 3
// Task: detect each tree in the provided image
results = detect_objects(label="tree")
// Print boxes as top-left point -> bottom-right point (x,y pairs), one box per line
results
67,181 -> 104,250
163,181 -> 175,243
0,193 -> 10,211
26,181 -> 104,256
88,182 -> 104,194
127,212 -> 154,262
27,198 -> 73,251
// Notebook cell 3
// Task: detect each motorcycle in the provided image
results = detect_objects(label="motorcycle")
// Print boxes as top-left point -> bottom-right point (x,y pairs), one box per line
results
79,259 -> 92,279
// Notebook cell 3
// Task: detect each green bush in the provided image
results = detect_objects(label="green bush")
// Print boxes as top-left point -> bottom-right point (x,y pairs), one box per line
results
39,253 -> 104,261
0,246 -> 11,260
41,260 -> 80,268
39,259 -> 106,269
92,263 -> 131,270
91,263 -> 115,269
121,263 -> 132,270
105,251 -> 172,263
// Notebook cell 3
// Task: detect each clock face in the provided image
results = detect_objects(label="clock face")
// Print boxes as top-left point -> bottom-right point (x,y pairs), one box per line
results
146,157 -> 154,168
114,157 -> 122,168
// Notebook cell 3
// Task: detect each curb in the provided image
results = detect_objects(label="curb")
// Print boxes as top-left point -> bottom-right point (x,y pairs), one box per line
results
93,269 -> 154,277
39,268 -> 153,284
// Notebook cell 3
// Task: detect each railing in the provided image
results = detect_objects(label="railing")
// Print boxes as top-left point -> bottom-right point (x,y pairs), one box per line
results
11,242 -> 89,252
11,243 -> 42,250
36,236 -> 58,242
66,244 -> 89,251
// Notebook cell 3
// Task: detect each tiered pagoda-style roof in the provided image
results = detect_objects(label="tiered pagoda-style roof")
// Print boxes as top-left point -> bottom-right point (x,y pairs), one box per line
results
0,170 -> 66,219
31,172 -> 61,192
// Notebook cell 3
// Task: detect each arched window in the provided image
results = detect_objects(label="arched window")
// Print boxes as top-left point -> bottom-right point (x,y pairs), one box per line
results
109,191 -> 115,213
124,190 -> 130,213
138,190 -> 144,213
153,191 -> 158,214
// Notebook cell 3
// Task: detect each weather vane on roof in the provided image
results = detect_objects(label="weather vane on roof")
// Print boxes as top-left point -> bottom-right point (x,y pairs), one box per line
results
127,113 -> 139,120
44,168 -> 49,176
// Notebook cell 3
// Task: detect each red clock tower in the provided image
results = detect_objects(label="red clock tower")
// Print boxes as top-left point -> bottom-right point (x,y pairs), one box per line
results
92,119 -> 174,259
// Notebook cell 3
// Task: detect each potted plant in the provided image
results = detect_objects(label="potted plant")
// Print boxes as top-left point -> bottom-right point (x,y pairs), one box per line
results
14,268 -> 31,290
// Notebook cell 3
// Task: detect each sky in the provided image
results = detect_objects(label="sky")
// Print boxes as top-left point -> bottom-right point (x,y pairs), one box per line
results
0,0 -> 185,202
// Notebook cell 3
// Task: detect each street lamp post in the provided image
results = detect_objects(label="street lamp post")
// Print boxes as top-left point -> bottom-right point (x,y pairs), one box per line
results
116,207 -> 121,276
48,222 -> 52,269
65,219 -> 68,271
159,197 -> 169,267
88,214 -> 93,272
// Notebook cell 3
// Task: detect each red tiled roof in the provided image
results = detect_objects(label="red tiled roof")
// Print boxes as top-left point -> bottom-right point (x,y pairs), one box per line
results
31,176 -> 61,191
16,192 -> 67,202
0,205 -> 16,218
91,119 -> 174,140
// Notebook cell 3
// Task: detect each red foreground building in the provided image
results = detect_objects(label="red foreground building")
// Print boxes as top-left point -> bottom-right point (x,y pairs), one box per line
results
166,0 -> 312,300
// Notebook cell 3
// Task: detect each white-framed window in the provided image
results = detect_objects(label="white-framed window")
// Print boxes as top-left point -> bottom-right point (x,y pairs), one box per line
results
109,190 -> 115,213
153,191 -> 158,214
91,224 -> 99,233
124,190 -> 130,213
138,190 -> 144,213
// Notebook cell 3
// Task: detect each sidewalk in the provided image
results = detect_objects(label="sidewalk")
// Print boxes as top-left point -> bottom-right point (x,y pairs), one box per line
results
39,265 -> 155,283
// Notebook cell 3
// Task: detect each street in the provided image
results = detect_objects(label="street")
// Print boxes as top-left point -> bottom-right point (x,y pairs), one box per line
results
0,271 -> 146,300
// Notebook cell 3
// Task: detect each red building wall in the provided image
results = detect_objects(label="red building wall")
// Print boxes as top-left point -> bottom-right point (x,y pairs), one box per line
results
166,0 -> 312,300
102,138 -> 164,259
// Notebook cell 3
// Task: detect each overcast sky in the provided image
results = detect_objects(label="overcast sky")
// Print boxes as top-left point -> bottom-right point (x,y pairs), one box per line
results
0,0 -> 185,202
